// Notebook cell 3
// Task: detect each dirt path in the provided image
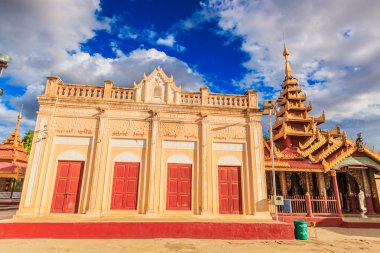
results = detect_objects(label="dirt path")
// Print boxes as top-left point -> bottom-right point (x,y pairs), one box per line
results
0,227 -> 379,253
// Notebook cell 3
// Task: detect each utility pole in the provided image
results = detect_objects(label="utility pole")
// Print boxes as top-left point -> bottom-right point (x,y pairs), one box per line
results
263,98 -> 283,222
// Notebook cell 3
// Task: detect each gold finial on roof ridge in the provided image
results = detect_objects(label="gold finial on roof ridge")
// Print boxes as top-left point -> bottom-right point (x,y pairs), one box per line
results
1,107 -> 24,148
14,104 -> 23,135
283,43 -> 292,80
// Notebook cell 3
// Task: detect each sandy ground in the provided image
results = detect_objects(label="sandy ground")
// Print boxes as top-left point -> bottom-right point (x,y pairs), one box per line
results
0,210 -> 379,252
0,227 -> 379,253
0,210 -> 16,221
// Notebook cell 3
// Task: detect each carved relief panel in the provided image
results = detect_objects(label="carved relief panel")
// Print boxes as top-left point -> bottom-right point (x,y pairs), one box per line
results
160,122 -> 198,140
55,117 -> 96,135
210,125 -> 247,141
110,120 -> 150,138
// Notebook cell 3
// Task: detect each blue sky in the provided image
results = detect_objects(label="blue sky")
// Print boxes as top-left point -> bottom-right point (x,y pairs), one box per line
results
1,0 -> 380,150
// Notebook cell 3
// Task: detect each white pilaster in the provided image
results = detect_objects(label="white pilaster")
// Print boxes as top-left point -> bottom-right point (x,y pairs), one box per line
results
88,111 -> 107,214
147,113 -> 159,214
201,116 -> 209,215
24,118 -> 47,208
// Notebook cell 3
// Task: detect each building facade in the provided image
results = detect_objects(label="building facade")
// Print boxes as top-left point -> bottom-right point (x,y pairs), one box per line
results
16,67 -> 269,218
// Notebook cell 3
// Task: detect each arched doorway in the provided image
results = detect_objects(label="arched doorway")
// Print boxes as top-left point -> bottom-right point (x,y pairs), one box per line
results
337,172 -> 361,213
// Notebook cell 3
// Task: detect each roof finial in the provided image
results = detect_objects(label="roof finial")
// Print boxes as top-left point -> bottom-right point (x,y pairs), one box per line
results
19,104 -> 23,117
14,105 -> 23,134
283,41 -> 292,79
7,106 -> 23,147
356,132 -> 365,152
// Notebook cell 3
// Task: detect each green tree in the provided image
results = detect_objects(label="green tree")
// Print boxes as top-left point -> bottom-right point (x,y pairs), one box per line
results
22,130 -> 34,154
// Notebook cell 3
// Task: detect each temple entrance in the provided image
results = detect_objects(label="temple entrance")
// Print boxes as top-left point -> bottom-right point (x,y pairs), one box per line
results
288,173 -> 304,196
51,161 -> 84,213
111,162 -> 140,210
166,163 -> 192,210
218,166 -> 242,214
337,172 -> 361,213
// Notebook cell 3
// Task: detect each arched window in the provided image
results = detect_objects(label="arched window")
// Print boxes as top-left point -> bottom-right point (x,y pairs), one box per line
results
154,86 -> 162,97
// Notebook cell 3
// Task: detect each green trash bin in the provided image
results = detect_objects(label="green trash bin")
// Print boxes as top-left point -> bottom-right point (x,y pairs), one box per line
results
294,220 -> 308,240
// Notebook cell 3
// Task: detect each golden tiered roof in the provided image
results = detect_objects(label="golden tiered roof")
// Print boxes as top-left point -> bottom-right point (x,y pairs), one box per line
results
273,45 -> 325,143
1,110 -> 27,154
264,46 -> 380,172
0,110 -> 28,179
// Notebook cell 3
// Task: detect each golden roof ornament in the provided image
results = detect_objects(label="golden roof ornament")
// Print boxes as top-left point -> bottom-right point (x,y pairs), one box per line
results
316,129 -> 321,140
342,131 -> 347,146
326,130 -> 333,144
356,132 -> 365,152
13,107 -> 23,146
283,43 -> 292,79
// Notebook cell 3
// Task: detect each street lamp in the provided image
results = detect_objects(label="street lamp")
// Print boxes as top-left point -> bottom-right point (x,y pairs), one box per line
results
263,97 -> 284,222
0,53 -> 12,96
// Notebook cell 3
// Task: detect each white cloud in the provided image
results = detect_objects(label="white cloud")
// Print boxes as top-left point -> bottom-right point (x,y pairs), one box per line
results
0,0 -> 106,138
203,0 -> 380,150
157,34 -> 175,47
156,34 -> 186,52
55,48 -> 205,91
116,24 -> 157,41
0,101 -> 36,141
0,0 -> 205,141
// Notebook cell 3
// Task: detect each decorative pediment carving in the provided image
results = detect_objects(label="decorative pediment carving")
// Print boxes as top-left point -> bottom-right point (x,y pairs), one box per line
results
133,67 -> 181,104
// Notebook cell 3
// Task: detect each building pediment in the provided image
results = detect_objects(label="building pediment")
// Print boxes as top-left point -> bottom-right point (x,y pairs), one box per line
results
133,66 -> 181,104
334,156 -> 380,171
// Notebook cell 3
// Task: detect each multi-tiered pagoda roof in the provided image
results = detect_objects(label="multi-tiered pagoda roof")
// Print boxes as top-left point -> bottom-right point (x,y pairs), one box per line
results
264,45 -> 380,172
0,111 -> 28,179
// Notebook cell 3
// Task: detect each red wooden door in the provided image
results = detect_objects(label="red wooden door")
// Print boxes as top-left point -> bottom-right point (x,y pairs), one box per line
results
167,163 -> 192,210
51,161 -> 84,213
218,166 -> 242,214
111,162 -> 140,210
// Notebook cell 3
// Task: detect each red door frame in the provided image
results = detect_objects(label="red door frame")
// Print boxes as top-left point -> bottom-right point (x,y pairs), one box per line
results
111,162 -> 140,210
166,163 -> 192,210
51,161 -> 84,213
218,166 -> 242,214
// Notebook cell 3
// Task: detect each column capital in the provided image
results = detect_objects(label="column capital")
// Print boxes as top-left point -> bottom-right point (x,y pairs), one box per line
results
96,107 -> 107,118
248,116 -> 261,126
329,170 -> 337,177
151,110 -> 160,121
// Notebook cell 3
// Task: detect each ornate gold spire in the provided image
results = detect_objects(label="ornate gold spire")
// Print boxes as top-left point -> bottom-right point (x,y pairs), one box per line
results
283,43 -> 292,79
1,107 -> 23,147
13,107 -> 22,146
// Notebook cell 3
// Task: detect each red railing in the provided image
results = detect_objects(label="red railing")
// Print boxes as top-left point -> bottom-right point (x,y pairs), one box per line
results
268,194 -> 338,217
311,195 -> 338,215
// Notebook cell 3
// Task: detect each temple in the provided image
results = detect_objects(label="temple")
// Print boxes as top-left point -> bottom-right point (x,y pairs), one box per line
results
0,110 -> 27,201
265,44 -> 380,216
13,46 -> 380,221
16,67 -> 269,219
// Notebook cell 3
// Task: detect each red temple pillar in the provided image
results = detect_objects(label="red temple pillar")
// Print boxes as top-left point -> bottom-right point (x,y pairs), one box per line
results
330,171 -> 343,217
305,192 -> 314,217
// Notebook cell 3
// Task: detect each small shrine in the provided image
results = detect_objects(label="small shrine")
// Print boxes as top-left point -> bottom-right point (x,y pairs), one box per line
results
0,110 -> 28,200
